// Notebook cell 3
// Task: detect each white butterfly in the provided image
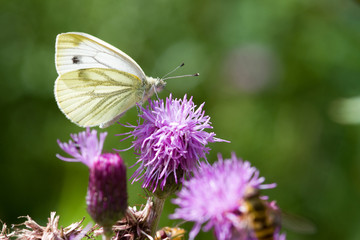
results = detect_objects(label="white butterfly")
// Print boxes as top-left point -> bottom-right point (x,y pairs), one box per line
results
54,32 -> 166,128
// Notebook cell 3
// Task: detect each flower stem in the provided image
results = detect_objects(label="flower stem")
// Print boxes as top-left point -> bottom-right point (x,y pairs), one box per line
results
102,235 -> 112,240
102,226 -> 113,240
149,196 -> 165,237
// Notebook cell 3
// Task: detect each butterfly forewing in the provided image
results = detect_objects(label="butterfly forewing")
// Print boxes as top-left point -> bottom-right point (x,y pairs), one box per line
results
55,68 -> 143,127
55,32 -> 146,79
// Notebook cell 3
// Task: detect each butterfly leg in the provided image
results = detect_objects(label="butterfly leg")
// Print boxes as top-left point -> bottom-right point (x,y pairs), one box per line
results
136,105 -> 141,115
135,103 -> 144,123
153,86 -> 160,101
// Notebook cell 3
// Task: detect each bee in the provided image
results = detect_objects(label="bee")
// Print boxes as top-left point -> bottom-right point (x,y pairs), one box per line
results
238,187 -> 281,240
239,187 -> 316,240
155,227 -> 185,240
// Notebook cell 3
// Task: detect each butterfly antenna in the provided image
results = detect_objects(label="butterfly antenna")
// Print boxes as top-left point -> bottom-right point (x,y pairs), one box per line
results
161,63 -> 185,79
163,73 -> 200,80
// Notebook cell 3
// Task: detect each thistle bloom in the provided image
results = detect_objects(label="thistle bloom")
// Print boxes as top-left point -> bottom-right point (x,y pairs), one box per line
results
57,128 -> 127,235
170,153 -> 277,240
122,94 -> 227,192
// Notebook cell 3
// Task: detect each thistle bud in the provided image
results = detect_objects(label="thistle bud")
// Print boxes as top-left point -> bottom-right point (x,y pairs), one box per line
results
86,153 -> 128,235
57,129 -> 128,237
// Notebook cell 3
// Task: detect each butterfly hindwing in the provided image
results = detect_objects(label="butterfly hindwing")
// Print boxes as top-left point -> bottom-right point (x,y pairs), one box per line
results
55,68 -> 144,127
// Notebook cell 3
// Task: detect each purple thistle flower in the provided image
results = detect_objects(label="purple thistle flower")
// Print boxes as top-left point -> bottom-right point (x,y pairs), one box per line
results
56,128 -> 106,167
277,233 -> 287,240
170,153 -> 276,240
57,128 -> 128,235
121,94 -> 227,192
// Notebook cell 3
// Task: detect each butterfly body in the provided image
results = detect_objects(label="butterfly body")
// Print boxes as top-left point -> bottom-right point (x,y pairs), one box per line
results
54,32 -> 166,128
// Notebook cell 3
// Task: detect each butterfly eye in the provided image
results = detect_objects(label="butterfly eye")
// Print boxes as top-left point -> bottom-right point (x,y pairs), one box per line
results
156,81 -> 166,91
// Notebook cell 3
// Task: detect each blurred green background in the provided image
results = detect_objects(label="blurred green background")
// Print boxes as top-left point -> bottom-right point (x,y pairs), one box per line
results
1,0 -> 360,239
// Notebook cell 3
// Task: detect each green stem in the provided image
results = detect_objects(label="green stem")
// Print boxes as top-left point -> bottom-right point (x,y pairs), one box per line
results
102,226 -> 113,240
149,196 -> 165,237
102,235 -> 112,240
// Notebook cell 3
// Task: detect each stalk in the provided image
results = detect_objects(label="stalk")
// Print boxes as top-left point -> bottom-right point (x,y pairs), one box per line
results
148,196 -> 165,237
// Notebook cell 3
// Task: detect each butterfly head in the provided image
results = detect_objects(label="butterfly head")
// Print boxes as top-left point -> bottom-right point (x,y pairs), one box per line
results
155,78 -> 167,92
143,64 -> 198,102
141,77 -> 166,102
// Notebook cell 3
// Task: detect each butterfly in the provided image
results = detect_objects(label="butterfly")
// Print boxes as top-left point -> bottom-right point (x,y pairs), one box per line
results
54,32 -> 167,128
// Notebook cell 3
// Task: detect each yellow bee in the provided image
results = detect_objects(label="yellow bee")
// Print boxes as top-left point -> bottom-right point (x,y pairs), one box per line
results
155,227 -> 185,240
239,187 -> 281,240
239,187 -> 315,240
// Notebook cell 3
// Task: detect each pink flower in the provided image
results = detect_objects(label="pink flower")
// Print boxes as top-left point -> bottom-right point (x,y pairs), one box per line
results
121,94 -> 227,192
170,153 -> 277,240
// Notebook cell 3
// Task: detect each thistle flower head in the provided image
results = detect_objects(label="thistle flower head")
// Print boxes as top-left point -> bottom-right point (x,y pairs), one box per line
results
57,129 -> 128,235
122,94 -> 227,192
56,128 -> 106,167
170,153 -> 276,240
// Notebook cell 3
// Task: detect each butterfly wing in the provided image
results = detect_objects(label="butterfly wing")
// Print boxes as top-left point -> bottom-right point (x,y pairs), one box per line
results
55,68 -> 144,128
55,32 -> 146,79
